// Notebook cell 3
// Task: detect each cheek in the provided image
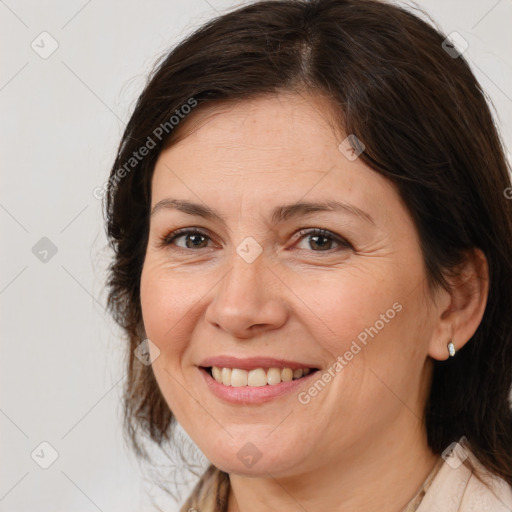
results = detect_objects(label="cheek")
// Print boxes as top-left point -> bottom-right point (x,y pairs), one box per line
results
139,262 -> 194,357
293,268 -> 401,348
294,260 -> 428,383
139,263 -> 200,418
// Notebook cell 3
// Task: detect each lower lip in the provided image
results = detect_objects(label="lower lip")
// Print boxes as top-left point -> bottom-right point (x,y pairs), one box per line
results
198,367 -> 318,405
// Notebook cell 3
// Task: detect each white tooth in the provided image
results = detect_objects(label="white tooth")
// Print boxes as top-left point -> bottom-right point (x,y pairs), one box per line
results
293,368 -> 303,379
248,368 -> 267,387
231,368 -> 248,387
221,367 -> 232,386
214,366 -> 308,386
212,366 -> 222,382
267,367 -> 281,385
281,368 -> 293,382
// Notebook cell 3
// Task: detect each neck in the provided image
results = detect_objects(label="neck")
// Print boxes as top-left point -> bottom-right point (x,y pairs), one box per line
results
227,426 -> 439,512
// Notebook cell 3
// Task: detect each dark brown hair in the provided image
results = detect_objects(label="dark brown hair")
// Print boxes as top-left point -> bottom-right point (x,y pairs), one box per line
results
104,0 -> 512,493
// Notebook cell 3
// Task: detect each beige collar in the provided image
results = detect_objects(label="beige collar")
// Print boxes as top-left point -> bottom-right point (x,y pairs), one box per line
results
416,441 -> 512,512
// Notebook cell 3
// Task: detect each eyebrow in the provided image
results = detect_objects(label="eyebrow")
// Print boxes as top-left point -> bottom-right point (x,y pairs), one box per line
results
150,198 -> 375,225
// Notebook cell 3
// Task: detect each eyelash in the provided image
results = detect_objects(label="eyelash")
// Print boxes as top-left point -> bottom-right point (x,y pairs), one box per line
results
157,227 -> 353,253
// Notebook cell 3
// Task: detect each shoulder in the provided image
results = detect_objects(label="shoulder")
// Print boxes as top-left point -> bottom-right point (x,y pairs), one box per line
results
418,441 -> 512,512
460,468 -> 512,511
460,449 -> 512,512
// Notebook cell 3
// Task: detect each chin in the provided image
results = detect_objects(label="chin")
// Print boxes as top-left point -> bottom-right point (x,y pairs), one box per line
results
198,436 -> 308,477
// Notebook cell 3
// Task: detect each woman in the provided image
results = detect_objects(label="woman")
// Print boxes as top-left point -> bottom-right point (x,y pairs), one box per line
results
103,0 -> 512,510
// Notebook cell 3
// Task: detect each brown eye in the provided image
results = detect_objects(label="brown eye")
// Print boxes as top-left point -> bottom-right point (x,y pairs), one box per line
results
159,229 -> 212,249
295,228 -> 352,252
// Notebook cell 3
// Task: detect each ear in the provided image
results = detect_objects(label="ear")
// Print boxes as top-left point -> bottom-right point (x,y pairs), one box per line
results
428,248 -> 489,361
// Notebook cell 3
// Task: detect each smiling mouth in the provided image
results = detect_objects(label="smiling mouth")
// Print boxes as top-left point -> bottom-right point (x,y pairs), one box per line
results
202,366 -> 319,387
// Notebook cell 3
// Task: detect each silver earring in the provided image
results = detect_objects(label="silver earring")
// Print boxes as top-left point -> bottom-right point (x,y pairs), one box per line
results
447,340 -> 456,357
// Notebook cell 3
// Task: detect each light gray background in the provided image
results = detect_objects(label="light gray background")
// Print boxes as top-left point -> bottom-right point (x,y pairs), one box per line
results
1,0 -> 511,511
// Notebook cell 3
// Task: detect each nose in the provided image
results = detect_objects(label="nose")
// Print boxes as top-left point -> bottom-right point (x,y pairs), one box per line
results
204,250 -> 288,339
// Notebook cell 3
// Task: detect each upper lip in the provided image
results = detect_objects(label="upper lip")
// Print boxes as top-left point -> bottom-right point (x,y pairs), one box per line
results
198,356 -> 318,371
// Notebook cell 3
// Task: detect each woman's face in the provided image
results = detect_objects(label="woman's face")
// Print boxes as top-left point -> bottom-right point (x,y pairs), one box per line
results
140,93 -> 441,476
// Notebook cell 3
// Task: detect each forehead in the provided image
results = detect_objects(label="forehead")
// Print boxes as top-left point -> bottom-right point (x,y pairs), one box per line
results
160,93 -> 342,163
150,93 -> 399,221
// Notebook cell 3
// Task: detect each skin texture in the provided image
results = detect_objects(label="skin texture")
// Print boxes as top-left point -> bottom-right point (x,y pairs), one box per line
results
140,92 -> 489,512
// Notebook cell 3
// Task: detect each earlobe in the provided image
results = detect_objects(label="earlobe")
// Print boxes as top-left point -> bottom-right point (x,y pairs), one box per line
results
428,248 -> 489,361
